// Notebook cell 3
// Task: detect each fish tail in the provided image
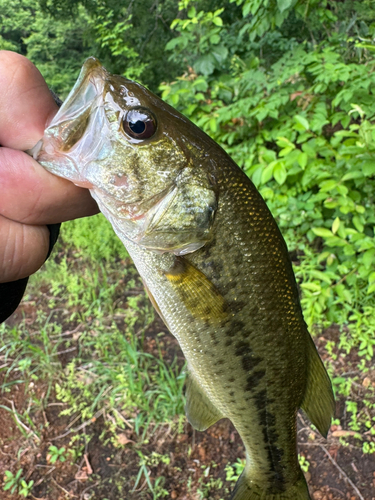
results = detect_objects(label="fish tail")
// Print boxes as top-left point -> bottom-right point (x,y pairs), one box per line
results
230,472 -> 311,500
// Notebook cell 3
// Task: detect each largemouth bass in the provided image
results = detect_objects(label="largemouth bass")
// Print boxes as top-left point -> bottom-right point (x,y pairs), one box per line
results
29,58 -> 334,500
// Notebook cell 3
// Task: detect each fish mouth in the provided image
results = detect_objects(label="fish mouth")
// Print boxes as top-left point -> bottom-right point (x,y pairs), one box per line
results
27,57 -> 111,187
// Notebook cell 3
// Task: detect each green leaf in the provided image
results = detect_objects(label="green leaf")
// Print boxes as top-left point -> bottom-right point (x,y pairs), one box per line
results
298,152 -> 308,169
279,147 -> 294,157
211,45 -> 228,63
194,55 -> 215,75
300,283 -> 322,292
277,0 -> 294,13
187,6 -> 196,18
210,34 -> 220,44
332,217 -> 340,234
319,180 -> 337,192
261,162 -> 276,184
355,205 -> 365,214
294,115 -> 309,130
352,216 -> 364,233
252,167 -> 263,187
310,270 -> 332,284
276,137 -> 295,149
362,248 -> 375,268
362,161 -> 375,176
165,38 -> 181,51
342,171 -> 364,181
209,117 -> 217,133
312,227 -> 334,238
273,163 -> 287,185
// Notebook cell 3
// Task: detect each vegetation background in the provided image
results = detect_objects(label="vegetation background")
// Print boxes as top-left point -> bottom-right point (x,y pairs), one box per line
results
0,0 -> 375,499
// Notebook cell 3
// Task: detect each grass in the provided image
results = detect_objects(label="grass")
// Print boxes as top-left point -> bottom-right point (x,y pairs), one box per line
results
1,212 -> 375,499
0,214 -> 186,499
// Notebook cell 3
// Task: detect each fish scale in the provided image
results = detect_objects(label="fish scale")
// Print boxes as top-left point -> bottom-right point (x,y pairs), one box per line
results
29,57 -> 335,500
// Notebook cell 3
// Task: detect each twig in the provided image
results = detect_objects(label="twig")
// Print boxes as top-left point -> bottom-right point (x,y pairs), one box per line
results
79,481 -> 99,500
66,414 -> 82,431
33,466 -> 56,488
52,346 -> 77,356
48,324 -> 83,339
51,409 -> 104,441
300,441 -> 365,500
132,477 -> 148,493
51,477 -> 78,498
330,487 -> 345,497
318,445 -> 364,500
3,399 -> 40,443
84,453 -> 93,475
332,268 -> 356,288
297,426 -> 312,434
112,407 -> 134,429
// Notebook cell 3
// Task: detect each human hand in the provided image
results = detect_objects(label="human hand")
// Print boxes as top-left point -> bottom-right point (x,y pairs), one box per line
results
0,51 -> 98,284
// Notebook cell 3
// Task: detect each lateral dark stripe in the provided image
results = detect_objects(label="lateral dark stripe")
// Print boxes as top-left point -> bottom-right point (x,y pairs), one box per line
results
254,390 -> 286,491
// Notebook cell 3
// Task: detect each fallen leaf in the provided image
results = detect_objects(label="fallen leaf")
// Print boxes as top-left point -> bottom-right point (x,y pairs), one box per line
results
117,433 -> 134,446
331,430 -> 360,437
363,377 -> 371,388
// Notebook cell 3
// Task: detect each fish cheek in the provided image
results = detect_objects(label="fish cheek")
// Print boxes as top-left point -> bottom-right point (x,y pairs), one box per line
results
140,182 -> 217,254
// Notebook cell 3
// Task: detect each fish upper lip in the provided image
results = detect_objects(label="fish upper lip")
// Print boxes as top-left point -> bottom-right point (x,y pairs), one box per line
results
74,180 -> 95,189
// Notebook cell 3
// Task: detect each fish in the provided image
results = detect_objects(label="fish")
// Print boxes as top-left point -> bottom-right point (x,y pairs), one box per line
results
28,57 -> 334,500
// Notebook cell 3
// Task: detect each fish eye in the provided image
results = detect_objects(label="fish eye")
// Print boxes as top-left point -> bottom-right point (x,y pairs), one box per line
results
122,107 -> 157,140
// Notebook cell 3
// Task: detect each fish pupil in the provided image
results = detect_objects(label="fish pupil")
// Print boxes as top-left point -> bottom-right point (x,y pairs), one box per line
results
122,107 -> 157,140
130,120 -> 146,134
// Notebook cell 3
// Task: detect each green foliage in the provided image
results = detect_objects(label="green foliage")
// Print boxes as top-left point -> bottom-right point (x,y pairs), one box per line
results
166,2 -> 227,76
59,213 -> 128,263
0,0 -> 93,97
2,0 -> 375,495
133,451 -> 170,499
298,454 -> 310,472
3,469 -> 34,497
162,0 -> 375,355
0,0 -> 183,95
160,3 -> 375,443
47,445 -> 67,463
0,215 -> 186,499
54,322 -> 185,436
225,457 -> 246,482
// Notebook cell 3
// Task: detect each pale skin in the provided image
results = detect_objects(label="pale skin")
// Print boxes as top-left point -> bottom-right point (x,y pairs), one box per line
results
0,51 -> 98,284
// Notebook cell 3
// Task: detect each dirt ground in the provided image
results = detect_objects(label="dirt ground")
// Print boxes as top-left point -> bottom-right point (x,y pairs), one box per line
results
0,310 -> 375,500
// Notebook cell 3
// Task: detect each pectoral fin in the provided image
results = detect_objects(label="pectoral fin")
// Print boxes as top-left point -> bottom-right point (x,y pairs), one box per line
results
301,335 -> 335,437
185,374 -> 223,431
164,257 -> 228,323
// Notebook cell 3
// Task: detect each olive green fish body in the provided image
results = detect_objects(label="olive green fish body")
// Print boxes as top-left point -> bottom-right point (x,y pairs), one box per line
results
29,58 -> 334,500
125,158 -> 307,493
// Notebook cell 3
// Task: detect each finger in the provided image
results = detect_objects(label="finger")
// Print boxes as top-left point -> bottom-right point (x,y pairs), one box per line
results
0,147 -> 98,224
0,50 -> 58,150
0,214 -> 50,283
